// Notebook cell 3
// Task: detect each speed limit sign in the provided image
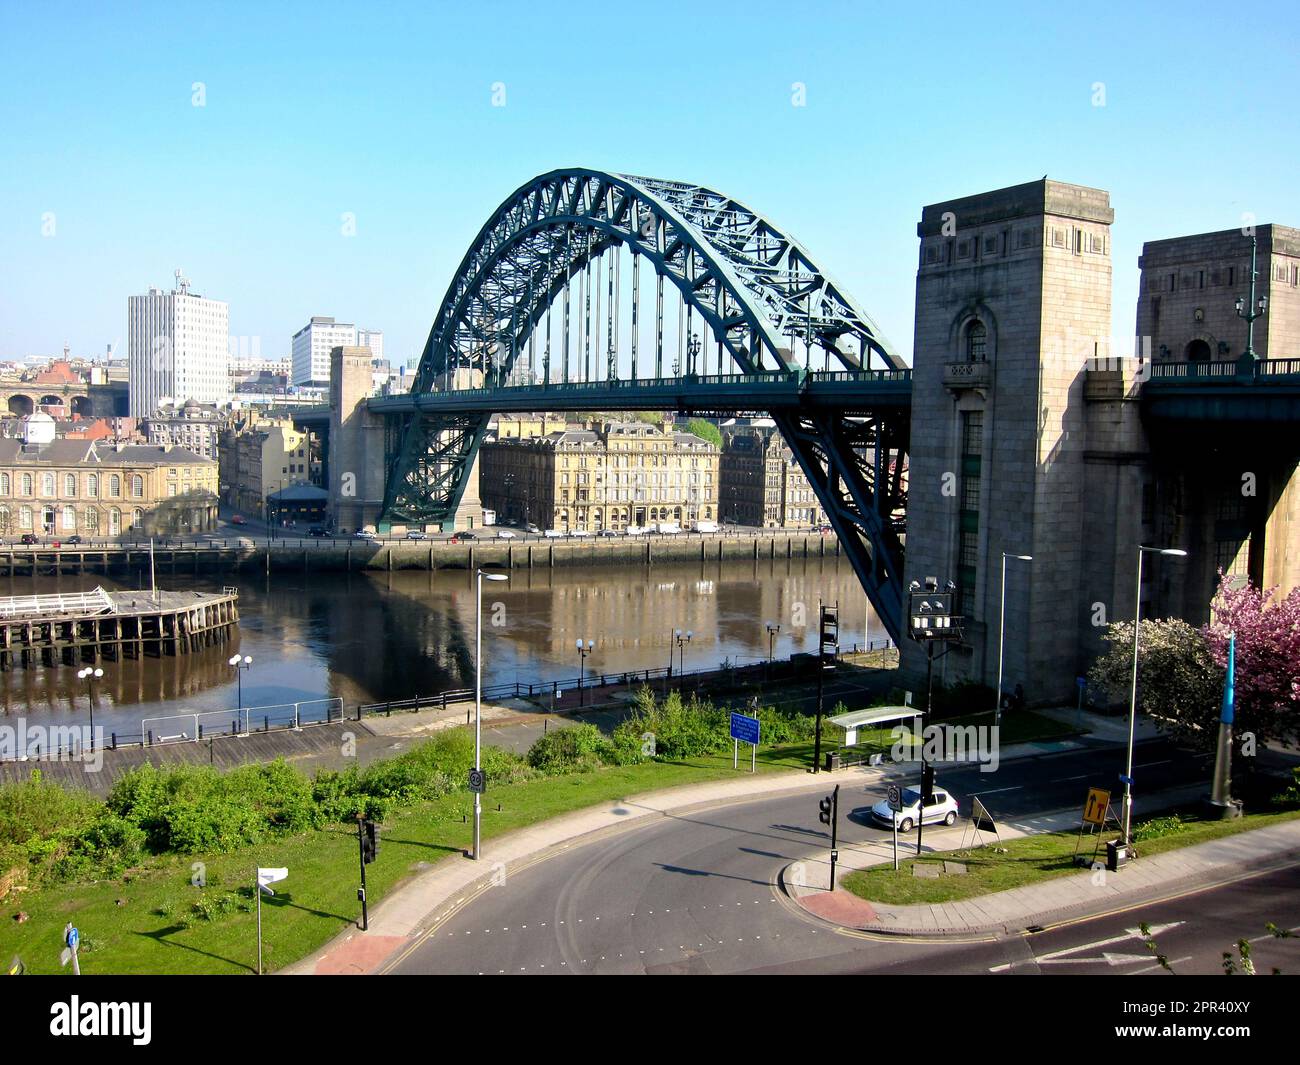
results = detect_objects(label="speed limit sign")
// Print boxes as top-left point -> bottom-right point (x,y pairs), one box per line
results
468,768 -> 486,794
887,785 -> 902,812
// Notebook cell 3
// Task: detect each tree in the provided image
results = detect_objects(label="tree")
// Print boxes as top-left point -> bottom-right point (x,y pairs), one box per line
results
1089,617 -> 1221,749
1089,574 -> 1300,753
1205,576 -> 1300,750
684,417 -> 722,449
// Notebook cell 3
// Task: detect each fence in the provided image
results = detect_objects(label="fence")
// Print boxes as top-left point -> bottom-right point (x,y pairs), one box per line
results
140,698 -> 345,747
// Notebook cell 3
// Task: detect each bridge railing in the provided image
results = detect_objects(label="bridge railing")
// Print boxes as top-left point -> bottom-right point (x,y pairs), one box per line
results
1145,358 -> 1300,382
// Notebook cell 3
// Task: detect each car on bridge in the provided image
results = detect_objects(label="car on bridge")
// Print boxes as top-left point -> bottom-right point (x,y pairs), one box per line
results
869,784 -> 959,833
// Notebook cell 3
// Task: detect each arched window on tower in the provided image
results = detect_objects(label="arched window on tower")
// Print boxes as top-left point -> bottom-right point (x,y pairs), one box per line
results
965,320 -> 988,363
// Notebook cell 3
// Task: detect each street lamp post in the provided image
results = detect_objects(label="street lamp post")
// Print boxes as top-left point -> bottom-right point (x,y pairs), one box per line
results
228,654 -> 252,711
765,621 -> 780,664
995,553 -> 1033,727
675,629 -> 693,676
473,568 -> 509,861
77,666 -> 103,750
576,639 -> 594,706
1123,546 -> 1188,846
1234,235 -> 1268,372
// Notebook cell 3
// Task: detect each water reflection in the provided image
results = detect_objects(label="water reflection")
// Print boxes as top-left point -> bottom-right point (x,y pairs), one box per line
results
0,557 -> 880,737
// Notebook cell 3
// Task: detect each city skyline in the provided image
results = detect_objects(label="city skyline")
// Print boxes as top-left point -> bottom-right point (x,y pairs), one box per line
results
2,1 -> 1297,364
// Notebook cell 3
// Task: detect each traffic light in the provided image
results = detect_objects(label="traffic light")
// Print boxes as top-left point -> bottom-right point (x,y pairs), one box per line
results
921,764 -> 935,803
361,818 -> 378,864
818,795 -> 833,826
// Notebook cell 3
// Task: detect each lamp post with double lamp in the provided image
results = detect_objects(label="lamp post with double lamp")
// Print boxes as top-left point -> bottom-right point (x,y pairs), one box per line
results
77,667 -> 103,750
675,629 -> 693,677
576,639 -> 594,706
1234,235 -> 1268,373
473,568 -> 509,861
228,654 -> 252,712
1122,546 -> 1188,847
995,553 -> 1033,727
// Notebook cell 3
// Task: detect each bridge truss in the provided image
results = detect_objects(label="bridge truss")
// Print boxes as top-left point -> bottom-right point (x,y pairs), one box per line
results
383,169 -> 911,639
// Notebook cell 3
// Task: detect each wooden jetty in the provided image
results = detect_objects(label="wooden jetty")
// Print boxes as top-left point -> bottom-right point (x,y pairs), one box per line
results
0,586 -> 239,669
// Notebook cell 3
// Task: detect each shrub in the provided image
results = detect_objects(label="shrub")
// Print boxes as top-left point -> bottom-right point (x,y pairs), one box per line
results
527,724 -> 612,774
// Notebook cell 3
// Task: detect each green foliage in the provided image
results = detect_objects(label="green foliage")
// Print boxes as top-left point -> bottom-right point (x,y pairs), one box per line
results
527,723 -> 612,774
1089,618 -> 1221,748
1273,767 -> 1300,807
1133,814 -> 1190,842
683,418 -> 722,449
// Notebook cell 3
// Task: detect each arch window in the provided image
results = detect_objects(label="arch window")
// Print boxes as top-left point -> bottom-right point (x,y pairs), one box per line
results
42,473 -> 55,496
110,475 -> 121,498
21,474 -> 32,497
109,508 -> 121,535
65,474 -> 76,497
62,505 -> 76,531
0,473 -> 8,494
87,474 -> 98,497
132,508 -> 144,529
131,475 -> 144,499
965,320 -> 988,363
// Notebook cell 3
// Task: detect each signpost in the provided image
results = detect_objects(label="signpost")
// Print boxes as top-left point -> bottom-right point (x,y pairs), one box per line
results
256,867 -> 288,975
468,768 -> 486,794
1082,787 -> 1111,826
887,785 -> 902,870
818,785 -> 841,888
962,796 -> 1001,849
729,711 -> 761,773
61,924 -> 80,975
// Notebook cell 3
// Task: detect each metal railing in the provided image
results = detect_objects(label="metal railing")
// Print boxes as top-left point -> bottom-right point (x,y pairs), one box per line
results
0,586 -> 115,619
1146,358 -> 1300,382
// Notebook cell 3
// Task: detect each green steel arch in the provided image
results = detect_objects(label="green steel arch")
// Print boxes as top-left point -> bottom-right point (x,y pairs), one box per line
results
383,169 -> 909,637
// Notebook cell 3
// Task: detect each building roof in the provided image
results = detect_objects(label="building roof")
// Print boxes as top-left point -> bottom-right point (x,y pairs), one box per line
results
0,439 -> 211,466
267,483 -> 328,501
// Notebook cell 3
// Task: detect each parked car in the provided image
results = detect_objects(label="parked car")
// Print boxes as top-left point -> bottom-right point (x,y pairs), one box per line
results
497,529 -> 517,539
625,524 -> 646,535
308,526 -> 328,537
543,529 -> 566,538
405,530 -> 428,540
19,533 -> 38,545
449,531 -> 477,543
65,534 -> 83,545
230,515 -> 247,526
568,527 -> 591,538
653,522 -> 682,534
869,785 -> 959,833
596,528 -> 618,538
694,520 -> 719,533
524,522 -> 541,534
354,529 -> 378,540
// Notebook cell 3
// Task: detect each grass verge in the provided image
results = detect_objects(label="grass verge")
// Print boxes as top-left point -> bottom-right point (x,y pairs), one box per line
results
0,744 -> 810,975
841,806 -> 1300,907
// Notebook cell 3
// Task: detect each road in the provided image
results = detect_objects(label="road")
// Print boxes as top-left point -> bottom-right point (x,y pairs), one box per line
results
386,737 -> 1265,976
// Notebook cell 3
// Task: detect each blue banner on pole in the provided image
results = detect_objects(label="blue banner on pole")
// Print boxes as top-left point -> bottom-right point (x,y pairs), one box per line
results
1220,633 -> 1235,725
729,713 -> 760,746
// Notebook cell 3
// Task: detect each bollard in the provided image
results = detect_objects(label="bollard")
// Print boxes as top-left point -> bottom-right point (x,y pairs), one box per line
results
263,715 -> 269,732
198,724 -> 204,739
147,730 -> 153,747
111,732 -> 117,750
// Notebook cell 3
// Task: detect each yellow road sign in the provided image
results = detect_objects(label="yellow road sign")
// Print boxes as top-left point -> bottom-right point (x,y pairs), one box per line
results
1082,787 -> 1111,826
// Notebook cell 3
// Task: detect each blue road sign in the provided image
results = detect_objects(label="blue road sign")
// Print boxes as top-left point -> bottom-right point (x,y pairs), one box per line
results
1076,676 -> 1087,689
66,927 -> 79,951
1119,774 -> 1134,785
729,713 -> 760,746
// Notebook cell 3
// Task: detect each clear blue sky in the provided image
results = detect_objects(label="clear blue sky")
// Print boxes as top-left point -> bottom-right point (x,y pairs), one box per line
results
1,0 -> 1296,365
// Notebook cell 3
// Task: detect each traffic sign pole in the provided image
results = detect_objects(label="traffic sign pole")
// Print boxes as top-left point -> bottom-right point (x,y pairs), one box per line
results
356,815 -> 369,932
887,785 -> 901,871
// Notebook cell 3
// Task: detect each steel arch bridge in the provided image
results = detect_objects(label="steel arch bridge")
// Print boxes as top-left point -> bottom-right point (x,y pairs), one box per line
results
382,168 -> 912,638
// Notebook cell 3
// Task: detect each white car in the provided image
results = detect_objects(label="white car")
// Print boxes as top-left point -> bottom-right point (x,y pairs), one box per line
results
568,527 -> 592,537
354,529 -> 378,541
694,520 -> 719,533
497,529 -> 517,539
869,784 -> 959,833
543,529 -> 566,538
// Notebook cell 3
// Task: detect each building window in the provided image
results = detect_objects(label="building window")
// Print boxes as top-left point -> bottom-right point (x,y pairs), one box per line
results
65,474 -> 76,497
21,474 -> 32,496
132,475 -> 144,498
0,474 -> 8,494
19,506 -> 32,529
62,505 -> 76,531
110,475 -> 121,497
87,474 -> 98,497
965,320 -> 987,363
42,474 -> 55,496
85,507 -> 99,532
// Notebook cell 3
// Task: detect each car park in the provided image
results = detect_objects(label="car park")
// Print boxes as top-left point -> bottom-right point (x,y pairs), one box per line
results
869,785 -> 959,833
